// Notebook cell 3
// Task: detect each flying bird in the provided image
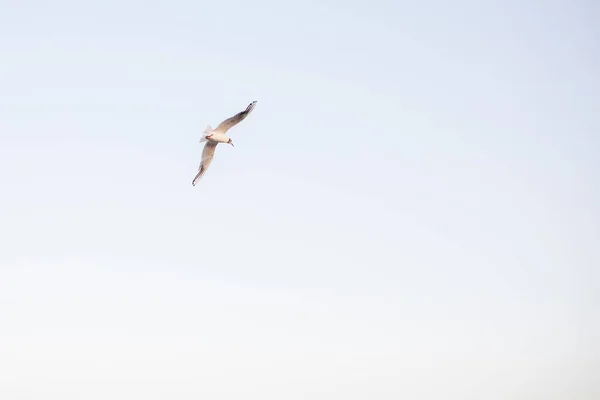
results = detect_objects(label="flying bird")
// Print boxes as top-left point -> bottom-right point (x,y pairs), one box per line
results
192,101 -> 257,186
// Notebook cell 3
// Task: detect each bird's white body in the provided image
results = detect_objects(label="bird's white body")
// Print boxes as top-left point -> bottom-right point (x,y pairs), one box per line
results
204,132 -> 231,144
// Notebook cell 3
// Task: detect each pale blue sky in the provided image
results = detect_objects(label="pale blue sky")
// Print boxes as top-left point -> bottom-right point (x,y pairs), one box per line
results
0,0 -> 599,398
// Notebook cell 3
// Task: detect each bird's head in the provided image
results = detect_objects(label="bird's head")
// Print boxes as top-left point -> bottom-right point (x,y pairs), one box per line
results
228,138 -> 234,147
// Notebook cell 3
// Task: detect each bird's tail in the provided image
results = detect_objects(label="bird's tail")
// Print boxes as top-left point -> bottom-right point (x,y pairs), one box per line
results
199,125 -> 213,143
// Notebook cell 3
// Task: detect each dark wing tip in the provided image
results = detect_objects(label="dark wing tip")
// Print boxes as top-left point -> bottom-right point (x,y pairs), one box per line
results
245,101 -> 257,114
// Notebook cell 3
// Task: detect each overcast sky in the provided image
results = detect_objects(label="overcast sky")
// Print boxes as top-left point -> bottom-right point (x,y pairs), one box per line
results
0,0 -> 599,399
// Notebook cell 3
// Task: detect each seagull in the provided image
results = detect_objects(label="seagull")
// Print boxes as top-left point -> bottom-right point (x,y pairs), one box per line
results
192,101 -> 257,186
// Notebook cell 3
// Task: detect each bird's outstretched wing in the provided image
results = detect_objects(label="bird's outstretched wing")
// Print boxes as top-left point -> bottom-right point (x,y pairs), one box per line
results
214,101 -> 257,134
192,142 -> 217,186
